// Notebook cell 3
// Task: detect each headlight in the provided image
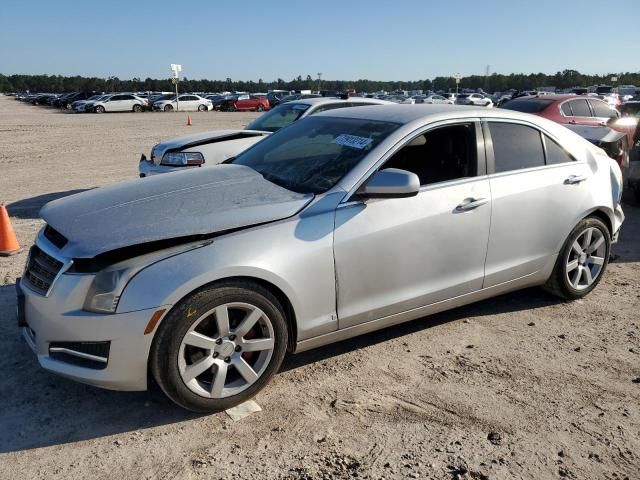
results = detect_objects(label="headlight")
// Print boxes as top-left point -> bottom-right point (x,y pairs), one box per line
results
83,240 -> 211,313
160,151 -> 205,166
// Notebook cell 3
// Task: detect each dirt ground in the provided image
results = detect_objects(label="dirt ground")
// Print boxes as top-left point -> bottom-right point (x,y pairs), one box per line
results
0,96 -> 638,480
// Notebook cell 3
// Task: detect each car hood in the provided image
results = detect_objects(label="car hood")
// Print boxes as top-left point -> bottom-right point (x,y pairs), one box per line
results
40,164 -> 313,259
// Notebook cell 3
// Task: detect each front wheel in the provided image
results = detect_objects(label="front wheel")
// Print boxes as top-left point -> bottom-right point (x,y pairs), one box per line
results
164,104 -> 174,112
544,217 -> 610,300
150,280 -> 288,413
95,105 -> 105,114
256,104 -> 264,112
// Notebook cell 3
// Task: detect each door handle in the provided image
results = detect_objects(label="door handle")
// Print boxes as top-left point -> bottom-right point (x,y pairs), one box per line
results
564,174 -> 587,185
568,119 -> 577,124
455,197 -> 488,212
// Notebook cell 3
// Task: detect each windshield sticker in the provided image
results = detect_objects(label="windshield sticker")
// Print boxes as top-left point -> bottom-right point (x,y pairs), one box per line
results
292,104 -> 309,110
331,134 -> 373,150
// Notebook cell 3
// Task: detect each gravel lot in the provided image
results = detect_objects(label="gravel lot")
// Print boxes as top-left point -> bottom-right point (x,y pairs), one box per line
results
0,96 -> 638,480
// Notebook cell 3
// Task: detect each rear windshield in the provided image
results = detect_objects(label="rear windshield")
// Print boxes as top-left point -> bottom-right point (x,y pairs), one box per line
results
501,98 -> 554,113
245,103 -> 310,132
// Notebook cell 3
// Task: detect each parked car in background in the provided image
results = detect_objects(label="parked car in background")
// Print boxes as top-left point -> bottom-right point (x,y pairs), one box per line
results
71,94 -> 104,112
501,94 -> 634,167
19,105 -> 623,412
139,97 -> 392,176
220,94 -> 270,112
419,94 -> 453,104
441,93 -> 456,103
456,93 -> 493,107
152,94 -> 212,112
91,94 -> 148,113
277,93 -> 322,104
627,121 -> 640,201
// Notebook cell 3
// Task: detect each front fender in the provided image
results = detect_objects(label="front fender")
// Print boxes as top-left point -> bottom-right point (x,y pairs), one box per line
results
117,198 -> 340,341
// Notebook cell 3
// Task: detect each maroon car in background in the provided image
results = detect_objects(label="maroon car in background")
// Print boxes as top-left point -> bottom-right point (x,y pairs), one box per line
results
221,94 -> 270,112
501,94 -> 634,167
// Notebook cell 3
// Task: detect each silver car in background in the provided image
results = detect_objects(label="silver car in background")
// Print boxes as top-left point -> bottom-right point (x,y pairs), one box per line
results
18,105 -> 623,412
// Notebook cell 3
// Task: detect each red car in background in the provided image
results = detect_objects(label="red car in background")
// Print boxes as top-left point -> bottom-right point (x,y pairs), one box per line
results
501,94 -> 634,167
221,94 -> 270,112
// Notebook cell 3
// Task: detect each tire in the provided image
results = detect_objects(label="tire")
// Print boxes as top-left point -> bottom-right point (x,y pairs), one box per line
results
543,217 -> 611,300
95,105 -> 105,114
197,104 -> 207,112
65,103 -> 72,110
256,104 -> 264,112
164,104 -> 173,112
133,104 -> 142,113
150,280 -> 289,413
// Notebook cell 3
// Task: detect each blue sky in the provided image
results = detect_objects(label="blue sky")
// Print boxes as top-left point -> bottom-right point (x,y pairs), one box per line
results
1,0 -> 637,81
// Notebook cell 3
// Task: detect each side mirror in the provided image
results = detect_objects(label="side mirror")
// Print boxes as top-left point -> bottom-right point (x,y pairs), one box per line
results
357,168 -> 420,199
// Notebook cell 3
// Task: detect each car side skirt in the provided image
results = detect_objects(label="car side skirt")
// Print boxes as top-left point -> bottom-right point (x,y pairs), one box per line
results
294,257 -> 556,353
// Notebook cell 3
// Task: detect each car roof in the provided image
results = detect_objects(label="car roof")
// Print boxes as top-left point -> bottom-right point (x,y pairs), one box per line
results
513,94 -> 605,103
313,103 -> 550,125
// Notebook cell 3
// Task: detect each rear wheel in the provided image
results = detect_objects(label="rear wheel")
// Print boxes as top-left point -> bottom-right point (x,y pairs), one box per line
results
150,280 -> 288,413
95,105 -> 105,114
133,104 -> 142,112
544,217 -> 610,300
256,104 -> 264,112
164,104 -> 174,112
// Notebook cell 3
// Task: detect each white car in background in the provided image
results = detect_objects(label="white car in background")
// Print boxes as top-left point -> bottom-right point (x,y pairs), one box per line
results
456,93 -> 493,107
420,94 -> 453,104
139,97 -> 392,176
152,94 -> 213,112
91,94 -> 148,113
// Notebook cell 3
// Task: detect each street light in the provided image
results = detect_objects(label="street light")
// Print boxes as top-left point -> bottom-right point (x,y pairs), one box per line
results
317,72 -> 322,93
170,64 -> 182,111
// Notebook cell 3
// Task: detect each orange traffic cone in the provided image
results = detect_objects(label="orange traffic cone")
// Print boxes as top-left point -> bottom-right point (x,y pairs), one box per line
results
186,115 -> 192,126
0,204 -> 21,256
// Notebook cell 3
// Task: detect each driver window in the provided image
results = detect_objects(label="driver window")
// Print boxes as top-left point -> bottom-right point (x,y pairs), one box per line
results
383,123 -> 477,185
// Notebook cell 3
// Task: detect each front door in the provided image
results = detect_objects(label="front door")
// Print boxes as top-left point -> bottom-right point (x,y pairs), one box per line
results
333,121 -> 492,328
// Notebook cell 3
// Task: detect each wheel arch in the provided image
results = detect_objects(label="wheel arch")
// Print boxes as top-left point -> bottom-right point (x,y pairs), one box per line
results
155,275 -> 298,353
582,207 -> 613,236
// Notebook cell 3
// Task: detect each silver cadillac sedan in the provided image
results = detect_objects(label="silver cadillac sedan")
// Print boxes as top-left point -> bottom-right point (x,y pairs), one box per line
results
18,105 -> 624,412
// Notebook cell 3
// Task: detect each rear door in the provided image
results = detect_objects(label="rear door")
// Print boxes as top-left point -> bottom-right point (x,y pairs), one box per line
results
560,99 -> 599,126
482,119 -> 593,287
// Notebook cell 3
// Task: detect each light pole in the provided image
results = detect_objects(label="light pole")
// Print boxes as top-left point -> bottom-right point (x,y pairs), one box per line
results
317,72 -> 322,93
170,64 -> 182,111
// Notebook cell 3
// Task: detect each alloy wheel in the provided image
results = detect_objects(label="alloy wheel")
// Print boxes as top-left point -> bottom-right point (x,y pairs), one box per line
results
565,227 -> 607,290
177,302 -> 275,399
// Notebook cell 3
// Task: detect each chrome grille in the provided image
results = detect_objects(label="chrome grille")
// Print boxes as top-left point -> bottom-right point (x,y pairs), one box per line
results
24,246 -> 63,295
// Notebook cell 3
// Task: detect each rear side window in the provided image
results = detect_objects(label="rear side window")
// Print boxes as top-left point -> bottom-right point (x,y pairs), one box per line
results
489,122 -> 545,173
544,135 -> 574,165
568,99 -> 591,117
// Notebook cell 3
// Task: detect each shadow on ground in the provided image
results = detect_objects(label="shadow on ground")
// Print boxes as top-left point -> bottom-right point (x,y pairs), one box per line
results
7,189 -> 90,219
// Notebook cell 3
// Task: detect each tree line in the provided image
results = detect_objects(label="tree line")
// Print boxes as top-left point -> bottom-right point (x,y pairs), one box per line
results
1,70 -> 638,94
